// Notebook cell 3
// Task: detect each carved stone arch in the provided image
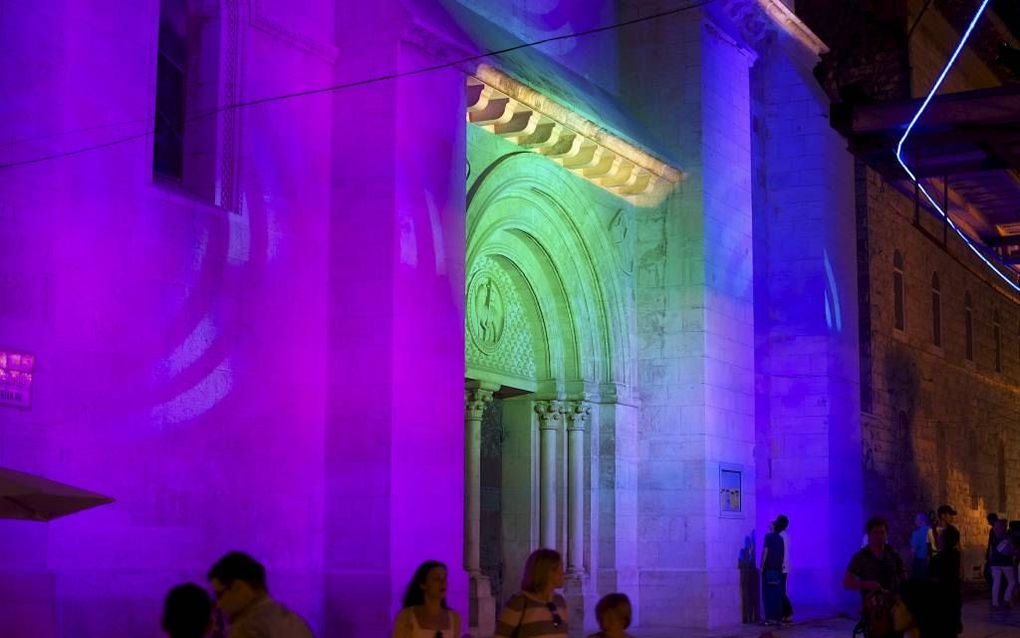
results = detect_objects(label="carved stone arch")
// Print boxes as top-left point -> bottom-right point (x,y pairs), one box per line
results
467,152 -> 631,390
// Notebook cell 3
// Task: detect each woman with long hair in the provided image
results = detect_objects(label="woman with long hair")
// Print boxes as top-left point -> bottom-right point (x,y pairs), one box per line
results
494,548 -> 568,638
392,560 -> 461,638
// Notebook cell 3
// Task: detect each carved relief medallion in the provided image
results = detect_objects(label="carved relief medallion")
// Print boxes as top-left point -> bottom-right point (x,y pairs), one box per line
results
468,272 -> 506,353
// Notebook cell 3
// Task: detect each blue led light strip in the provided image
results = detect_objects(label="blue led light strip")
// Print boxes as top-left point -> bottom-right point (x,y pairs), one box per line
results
895,0 -> 1020,293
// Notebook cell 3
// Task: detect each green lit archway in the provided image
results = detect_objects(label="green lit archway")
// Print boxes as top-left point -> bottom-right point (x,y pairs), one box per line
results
465,150 -> 630,393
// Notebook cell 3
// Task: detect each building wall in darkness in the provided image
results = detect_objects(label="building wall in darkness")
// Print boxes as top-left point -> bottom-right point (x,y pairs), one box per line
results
849,0 -> 1020,578
857,163 -> 1020,577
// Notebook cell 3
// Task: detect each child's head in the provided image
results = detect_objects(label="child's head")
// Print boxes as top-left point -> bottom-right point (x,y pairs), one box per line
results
596,593 -> 632,632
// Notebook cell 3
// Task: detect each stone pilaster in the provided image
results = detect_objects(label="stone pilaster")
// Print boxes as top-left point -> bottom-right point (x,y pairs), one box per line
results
465,382 -> 497,637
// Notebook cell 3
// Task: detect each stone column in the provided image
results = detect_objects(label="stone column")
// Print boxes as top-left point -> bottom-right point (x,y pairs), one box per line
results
535,400 -> 562,549
465,383 -> 496,637
566,401 -> 590,574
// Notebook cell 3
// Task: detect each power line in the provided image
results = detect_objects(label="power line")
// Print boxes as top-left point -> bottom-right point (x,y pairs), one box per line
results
0,0 -> 714,171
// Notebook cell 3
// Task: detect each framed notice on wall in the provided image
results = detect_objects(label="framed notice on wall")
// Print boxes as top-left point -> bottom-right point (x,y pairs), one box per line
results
0,350 -> 34,409
719,464 -> 743,517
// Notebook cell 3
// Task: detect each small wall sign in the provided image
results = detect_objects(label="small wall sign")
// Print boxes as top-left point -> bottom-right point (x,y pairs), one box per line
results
0,350 -> 34,408
720,465 -> 742,516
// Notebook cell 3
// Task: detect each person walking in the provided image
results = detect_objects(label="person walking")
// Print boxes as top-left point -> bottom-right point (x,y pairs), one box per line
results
494,548 -> 568,638
909,513 -> 933,580
844,517 -> 906,638
760,522 -> 784,626
930,525 -> 962,636
775,515 -> 793,624
989,518 -> 1016,609
392,560 -> 461,638
984,513 -> 998,587
844,516 -> 905,596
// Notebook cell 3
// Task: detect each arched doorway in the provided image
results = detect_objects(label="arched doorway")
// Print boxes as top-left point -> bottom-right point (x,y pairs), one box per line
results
463,146 -> 633,635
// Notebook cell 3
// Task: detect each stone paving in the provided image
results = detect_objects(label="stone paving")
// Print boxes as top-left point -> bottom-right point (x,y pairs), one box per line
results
630,599 -> 1020,637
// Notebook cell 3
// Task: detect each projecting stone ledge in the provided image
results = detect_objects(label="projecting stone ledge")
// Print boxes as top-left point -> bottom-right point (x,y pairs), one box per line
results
467,64 -> 683,204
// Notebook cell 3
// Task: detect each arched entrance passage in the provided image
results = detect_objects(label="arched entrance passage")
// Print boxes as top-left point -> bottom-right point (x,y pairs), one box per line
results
463,148 -> 633,636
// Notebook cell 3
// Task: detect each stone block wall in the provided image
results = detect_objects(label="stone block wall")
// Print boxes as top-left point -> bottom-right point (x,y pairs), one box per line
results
751,36 -> 862,614
856,165 -> 1020,577
0,1 -> 338,635
623,7 -> 757,627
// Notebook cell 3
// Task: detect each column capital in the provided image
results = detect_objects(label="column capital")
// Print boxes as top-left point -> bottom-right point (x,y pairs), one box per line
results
534,400 -> 563,430
465,386 -> 494,420
566,401 -> 592,431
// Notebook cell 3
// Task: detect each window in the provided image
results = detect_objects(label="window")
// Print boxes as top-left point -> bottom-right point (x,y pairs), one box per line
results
993,309 -> 1001,373
964,292 -> 974,361
153,5 -> 186,179
893,251 -> 905,331
153,0 -> 229,205
930,272 -> 941,347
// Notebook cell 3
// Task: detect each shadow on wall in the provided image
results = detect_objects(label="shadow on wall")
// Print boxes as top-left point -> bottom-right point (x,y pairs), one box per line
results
867,345 -> 1000,554
864,347 -> 926,537
737,531 -> 762,624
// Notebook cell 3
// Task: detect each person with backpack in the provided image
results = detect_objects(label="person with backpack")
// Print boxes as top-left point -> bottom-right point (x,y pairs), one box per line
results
989,518 -> 1016,609
844,516 -> 906,638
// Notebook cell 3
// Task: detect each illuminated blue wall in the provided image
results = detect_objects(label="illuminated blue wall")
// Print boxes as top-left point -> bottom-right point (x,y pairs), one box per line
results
750,37 -> 863,613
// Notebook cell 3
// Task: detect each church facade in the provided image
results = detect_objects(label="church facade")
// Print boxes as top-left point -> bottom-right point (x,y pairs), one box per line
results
1,1 -> 1015,637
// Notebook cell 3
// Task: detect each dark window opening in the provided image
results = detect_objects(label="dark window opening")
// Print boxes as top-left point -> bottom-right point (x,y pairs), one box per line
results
993,310 -> 1001,373
964,292 -> 974,361
893,251 -> 905,331
154,21 -> 186,179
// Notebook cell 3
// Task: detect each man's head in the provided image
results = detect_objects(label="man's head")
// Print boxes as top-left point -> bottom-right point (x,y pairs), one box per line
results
595,593 -> 632,633
988,512 -> 999,526
207,552 -> 268,621
865,516 -> 889,549
937,504 -> 957,523
162,583 -> 214,638
774,515 -> 789,533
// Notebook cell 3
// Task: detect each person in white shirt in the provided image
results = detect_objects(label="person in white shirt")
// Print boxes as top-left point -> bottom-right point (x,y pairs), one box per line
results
775,515 -> 793,624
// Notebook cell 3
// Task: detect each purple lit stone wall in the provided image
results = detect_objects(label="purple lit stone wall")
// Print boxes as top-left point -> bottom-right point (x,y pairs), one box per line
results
0,0 -> 885,635
326,2 -> 468,632
750,37 -> 863,614
0,0 -> 336,631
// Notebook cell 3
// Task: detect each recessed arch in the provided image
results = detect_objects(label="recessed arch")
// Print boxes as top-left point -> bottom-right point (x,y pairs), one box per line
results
466,152 -> 631,391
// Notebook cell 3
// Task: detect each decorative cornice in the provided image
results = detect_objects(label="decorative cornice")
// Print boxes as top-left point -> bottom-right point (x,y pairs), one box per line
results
467,65 -> 683,204
249,0 -> 339,63
719,0 -> 829,57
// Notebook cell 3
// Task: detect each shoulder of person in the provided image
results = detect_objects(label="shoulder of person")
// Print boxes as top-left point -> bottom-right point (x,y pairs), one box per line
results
394,607 -> 415,626
504,592 -> 528,611
448,607 -> 463,624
